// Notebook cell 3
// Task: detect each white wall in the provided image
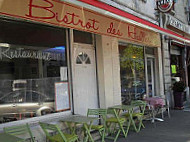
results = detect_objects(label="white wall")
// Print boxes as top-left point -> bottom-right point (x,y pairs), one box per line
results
100,0 -> 158,24
174,0 -> 188,24
115,0 -> 156,18
96,35 -> 121,108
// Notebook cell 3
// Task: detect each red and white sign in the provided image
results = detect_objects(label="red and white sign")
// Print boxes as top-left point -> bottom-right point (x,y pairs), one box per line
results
157,0 -> 175,13
0,0 -> 161,47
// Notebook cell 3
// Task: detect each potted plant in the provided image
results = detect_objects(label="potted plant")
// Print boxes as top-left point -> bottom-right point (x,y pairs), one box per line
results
172,81 -> 186,109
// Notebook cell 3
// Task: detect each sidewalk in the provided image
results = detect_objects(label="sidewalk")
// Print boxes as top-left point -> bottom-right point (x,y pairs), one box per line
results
106,110 -> 190,142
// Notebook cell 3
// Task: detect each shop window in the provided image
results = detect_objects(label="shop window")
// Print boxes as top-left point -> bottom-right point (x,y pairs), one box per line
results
0,18 -> 68,123
119,43 -> 146,104
73,30 -> 93,44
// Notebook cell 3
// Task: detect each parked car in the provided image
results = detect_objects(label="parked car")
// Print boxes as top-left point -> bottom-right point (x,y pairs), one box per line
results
0,90 -> 54,122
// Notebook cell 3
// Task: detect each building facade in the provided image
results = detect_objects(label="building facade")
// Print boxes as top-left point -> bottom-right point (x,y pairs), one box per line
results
0,0 -> 189,141
101,0 -> 190,107
100,0 -> 165,102
159,0 -> 190,107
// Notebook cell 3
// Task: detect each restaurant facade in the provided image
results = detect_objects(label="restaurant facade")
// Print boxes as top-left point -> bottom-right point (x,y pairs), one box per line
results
0,0 -> 189,141
158,0 -> 190,107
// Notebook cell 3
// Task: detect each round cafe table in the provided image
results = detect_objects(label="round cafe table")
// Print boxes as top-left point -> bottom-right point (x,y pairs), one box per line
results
144,97 -> 165,123
144,97 -> 164,107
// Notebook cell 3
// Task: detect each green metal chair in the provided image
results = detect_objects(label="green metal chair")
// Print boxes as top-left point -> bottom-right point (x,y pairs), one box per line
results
39,122 -> 78,142
3,123 -> 35,142
87,108 -> 107,142
126,100 -> 146,132
106,108 -> 126,142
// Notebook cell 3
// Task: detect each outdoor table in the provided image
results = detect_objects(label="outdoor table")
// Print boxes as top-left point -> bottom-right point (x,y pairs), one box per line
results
60,115 -> 97,142
106,104 -> 138,142
0,132 -> 24,142
144,97 -> 164,107
110,105 -> 138,133
144,97 -> 165,123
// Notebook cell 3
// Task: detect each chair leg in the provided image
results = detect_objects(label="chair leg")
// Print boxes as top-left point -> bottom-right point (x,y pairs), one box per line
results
106,122 -> 112,135
136,117 -> 144,132
118,122 -> 126,137
142,122 -> 145,128
161,108 -> 164,119
114,129 -> 121,142
167,107 -> 171,118
101,129 -> 105,142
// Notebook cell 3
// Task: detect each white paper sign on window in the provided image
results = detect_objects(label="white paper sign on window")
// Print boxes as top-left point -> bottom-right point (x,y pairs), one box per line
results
60,67 -> 67,81
55,82 -> 70,111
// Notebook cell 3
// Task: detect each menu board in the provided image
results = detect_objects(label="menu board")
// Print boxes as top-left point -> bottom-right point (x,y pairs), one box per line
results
55,82 -> 70,111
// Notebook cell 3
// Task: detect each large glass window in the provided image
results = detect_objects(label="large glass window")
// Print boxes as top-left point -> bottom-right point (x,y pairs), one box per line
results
0,18 -> 68,123
119,43 -> 146,104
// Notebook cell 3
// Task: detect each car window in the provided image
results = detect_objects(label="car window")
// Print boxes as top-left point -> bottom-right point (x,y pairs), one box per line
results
32,92 -> 40,102
1,91 -> 25,103
25,91 -> 40,102
25,91 -> 32,102
13,92 -> 25,103
0,92 -> 15,104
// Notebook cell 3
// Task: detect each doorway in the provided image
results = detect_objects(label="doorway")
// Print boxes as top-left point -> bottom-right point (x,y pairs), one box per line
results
72,43 -> 99,115
146,57 -> 156,97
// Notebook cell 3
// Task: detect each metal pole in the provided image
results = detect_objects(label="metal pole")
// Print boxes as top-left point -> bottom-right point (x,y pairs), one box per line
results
184,45 -> 189,102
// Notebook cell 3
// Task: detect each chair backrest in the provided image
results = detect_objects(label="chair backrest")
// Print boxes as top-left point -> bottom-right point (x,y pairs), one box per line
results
107,108 -> 121,120
131,100 -> 147,114
39,122 -> 67,141
87,108 -> 107,124
4,123 -> 35,142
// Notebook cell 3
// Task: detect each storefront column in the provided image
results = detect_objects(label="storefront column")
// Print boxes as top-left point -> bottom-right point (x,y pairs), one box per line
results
96,35 -> 121,108
162,39 -> 173,107
157,47 -> 165,97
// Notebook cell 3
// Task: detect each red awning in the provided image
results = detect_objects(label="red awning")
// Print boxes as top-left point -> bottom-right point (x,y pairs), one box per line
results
77,0 -> 190,44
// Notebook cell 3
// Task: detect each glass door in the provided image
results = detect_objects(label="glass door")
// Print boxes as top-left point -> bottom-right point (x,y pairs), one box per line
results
146,58 -> 155,97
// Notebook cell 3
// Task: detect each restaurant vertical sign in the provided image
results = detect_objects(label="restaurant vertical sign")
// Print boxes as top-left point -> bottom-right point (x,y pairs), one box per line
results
0,0 -> 160,47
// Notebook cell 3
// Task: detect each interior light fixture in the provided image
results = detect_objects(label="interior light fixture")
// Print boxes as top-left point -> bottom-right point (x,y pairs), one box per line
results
0,43 -> 10,47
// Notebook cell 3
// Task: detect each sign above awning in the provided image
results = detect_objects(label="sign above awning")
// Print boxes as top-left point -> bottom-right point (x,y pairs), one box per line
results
0,0 -> 160,47
75,0 -> 190,44
156,0 -> 175,13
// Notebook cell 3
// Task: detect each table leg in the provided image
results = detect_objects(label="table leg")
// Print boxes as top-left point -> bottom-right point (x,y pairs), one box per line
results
128,110 -> 138,132
152,107 -> 164,123
83,123 -> 94,142
114,109 -> 126,137
66,122 -> 76,134
124,117 -> 131,137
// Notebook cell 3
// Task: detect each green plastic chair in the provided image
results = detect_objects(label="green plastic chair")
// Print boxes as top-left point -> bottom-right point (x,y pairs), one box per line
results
3,123 -> 35,142
106,108 -> 126,142
127,100 -> 146,132
39,122 -> 78,142
87,108 -> 107,142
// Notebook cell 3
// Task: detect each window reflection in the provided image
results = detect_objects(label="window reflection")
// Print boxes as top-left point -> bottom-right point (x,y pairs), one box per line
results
0,19 -> 67,123
0,45 -> 66,122
119,44 -> 146,104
